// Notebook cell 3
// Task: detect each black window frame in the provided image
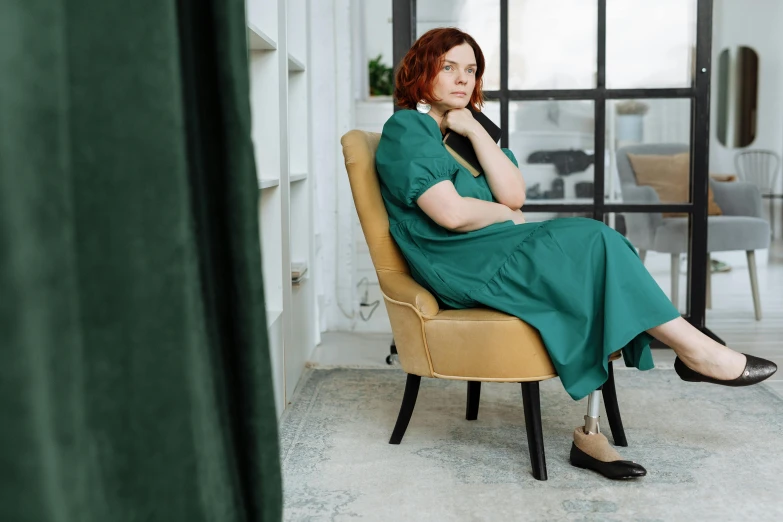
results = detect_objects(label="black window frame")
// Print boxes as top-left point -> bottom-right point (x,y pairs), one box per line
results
393,0 -> 719,340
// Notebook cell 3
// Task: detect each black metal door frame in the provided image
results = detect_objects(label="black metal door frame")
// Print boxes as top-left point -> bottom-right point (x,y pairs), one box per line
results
392,0 -> 719,341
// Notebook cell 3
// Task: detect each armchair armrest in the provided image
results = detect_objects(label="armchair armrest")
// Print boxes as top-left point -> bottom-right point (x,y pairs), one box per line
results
709,180 -> 764,218
377,270 -> 440,316
621,183 -> 662,205
619,184 -> 663,250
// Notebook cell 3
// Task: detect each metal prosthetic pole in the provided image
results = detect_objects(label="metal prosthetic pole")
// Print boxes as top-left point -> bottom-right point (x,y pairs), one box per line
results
583,389 -> 602,434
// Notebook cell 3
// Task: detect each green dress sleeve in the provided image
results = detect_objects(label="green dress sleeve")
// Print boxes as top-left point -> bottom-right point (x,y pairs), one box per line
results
501,147 -> 519,167
376,111 -> 459,207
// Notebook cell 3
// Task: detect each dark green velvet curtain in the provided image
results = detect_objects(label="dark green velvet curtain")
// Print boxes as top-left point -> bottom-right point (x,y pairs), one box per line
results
0,1 -> 282,521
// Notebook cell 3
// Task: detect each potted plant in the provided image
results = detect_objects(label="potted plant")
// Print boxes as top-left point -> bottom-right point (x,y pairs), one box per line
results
368,54 -> 394,97
615,100 -> 649,143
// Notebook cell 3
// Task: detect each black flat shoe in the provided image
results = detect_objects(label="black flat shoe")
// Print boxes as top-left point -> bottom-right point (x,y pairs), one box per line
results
674,354 -> 777,387
569,443 -> 647,480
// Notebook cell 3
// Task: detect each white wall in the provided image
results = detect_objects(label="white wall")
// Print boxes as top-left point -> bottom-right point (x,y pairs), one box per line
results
309,0 -> 335,334
306,0 -> 396,334
309,0 -> 359,333
306,0 -> 391,335
710,0 -> 783,198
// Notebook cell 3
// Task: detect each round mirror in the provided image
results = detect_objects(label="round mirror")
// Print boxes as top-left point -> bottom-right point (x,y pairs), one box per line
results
716,46 -> 759,148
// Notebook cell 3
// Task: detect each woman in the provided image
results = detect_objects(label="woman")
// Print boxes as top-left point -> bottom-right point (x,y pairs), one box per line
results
374,28 -> 777,480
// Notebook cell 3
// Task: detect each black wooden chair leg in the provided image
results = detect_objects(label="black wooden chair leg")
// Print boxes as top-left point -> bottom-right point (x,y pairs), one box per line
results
601,361 -> 628,447
389,374 -> 421,444
521,381 -> 547,481
466,381 -> 481,420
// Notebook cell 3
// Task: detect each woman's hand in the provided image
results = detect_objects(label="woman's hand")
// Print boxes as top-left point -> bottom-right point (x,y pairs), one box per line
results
441,108 -> 483,138
509,208 -> 526,225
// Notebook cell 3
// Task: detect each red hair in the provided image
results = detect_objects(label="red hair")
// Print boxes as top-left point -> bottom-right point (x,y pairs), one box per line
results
394,28 -> 485,112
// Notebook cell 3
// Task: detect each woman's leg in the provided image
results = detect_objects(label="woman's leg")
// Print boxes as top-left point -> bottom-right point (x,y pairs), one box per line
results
647,317 -> 746,380
573,317 -> 745,479
573,317 -> 759,479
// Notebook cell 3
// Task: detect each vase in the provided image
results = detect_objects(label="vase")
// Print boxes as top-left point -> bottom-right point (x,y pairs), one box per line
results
616,114 -> 644,143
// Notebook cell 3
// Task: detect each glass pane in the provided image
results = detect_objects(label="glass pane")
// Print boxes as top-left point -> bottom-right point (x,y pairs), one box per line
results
508,100 -> 595,204
417,1 -> 501,91
606,213 -> 690,314
481,99 -> 501,127
508,0 -> 597,90
606,0 -> 697,89
605,98 -> 692,204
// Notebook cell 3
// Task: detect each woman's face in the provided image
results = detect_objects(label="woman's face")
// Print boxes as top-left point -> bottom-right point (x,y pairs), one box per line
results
430,43 -> 477,114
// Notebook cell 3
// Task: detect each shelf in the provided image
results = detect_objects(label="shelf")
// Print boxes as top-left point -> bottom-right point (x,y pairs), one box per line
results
287,53 -> 306,72
248,23 -> 277,51
266,309 -> 283,330
259,178 -> 280,189
250,0 -> 314,417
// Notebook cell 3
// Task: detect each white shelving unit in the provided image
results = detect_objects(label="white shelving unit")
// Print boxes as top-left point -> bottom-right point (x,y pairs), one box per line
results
247,0 -> 316,417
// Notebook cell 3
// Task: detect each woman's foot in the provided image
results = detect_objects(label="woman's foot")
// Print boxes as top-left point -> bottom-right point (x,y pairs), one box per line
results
676,344 -> 748,381
675,354 -> 777,387
648,317 -> 771,381
569,428 -> 646,480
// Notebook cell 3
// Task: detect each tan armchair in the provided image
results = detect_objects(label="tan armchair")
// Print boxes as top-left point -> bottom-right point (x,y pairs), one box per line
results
340,130 -> 627,480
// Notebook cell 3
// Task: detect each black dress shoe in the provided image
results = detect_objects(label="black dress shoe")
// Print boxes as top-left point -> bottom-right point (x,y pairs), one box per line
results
674,354 -> 777,387
569,443 -> 647,480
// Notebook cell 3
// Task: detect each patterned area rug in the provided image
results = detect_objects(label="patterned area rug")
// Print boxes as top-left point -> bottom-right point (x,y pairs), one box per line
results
280,367 -> 783,521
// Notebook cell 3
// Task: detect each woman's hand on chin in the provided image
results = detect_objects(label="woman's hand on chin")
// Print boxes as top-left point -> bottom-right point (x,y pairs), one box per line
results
442,108 -> 482,137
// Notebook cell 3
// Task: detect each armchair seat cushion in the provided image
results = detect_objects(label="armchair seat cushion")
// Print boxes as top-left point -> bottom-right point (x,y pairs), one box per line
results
423,308 -> 557,382
653,215 -> 771,253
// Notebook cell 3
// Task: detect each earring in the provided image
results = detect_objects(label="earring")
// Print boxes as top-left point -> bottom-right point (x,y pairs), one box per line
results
416,100 -> 431,114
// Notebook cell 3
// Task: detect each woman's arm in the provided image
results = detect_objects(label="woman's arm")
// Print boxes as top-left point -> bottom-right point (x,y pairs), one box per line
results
443,109 -> 526,210
417,180 -> 525,232
469,129 -> 526,209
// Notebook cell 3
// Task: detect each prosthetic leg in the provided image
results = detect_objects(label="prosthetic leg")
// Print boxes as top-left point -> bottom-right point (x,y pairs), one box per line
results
570,389 -> 647,479
583,389 -> 602,434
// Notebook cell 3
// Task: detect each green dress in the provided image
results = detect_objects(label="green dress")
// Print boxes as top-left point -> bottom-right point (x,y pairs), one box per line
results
375,109 -> 680,400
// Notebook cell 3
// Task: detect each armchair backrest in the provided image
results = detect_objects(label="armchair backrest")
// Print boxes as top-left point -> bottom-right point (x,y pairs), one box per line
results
340,129 -> 437,377
340,130 -> 409,274
614,144 -> 690,250
616,143 -> 690,186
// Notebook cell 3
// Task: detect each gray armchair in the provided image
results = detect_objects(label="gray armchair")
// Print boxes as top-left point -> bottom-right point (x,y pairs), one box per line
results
616,144 -> 770,320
